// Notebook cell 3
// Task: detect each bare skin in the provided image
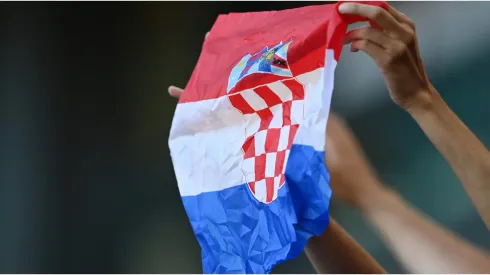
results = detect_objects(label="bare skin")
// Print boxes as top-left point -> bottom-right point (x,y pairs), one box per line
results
326,113 -> 490,273
305,217 -> 386,274
339,2 -> 490,230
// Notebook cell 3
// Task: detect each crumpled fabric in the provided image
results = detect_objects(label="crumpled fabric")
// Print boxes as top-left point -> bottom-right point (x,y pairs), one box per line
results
169,2 -> 388,274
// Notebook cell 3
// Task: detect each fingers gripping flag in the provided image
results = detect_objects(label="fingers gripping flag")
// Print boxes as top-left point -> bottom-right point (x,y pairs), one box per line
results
169,2 -> 388,273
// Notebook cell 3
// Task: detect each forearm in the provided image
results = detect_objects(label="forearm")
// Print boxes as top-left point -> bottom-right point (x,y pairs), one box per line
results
358,186 -> 490,273
407,88 -> 490,228
305,218 -> 386,274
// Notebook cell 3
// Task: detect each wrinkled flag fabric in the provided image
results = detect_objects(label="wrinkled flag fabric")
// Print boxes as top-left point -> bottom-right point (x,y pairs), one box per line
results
169,2 -> 387,273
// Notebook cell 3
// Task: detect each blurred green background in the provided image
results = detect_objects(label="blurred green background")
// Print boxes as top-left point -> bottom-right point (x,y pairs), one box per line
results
0,1 -> 489,273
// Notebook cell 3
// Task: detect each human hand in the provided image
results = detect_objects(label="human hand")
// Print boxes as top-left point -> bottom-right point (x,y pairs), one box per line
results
168,86 -> 183,98
325,113 -> 385,208
339,2 -> 435,110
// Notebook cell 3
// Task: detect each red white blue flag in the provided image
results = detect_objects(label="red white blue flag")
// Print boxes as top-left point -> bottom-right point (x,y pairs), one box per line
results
169,2 -> 387,273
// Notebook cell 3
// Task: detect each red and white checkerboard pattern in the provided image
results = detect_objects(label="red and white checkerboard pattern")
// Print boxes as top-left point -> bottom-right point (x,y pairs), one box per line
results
228,78 -> 305,203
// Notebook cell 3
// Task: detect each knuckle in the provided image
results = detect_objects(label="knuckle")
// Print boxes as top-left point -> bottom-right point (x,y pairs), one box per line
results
371,8 -> 384,21
406,19 -> 416,30
398,41 -> 409,53
385,42 -> 407,66
358,27 -> 370,37
382,54 -> 395,68
404,27 -> 416,44
358,39 -> 369,49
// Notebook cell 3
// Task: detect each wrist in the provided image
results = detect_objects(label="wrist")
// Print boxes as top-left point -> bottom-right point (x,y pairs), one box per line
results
353,183 -> 398,215
403,84 -> 441,115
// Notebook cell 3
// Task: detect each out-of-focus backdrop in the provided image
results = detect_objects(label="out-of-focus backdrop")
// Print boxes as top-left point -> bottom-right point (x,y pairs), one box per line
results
1,1 -> 489,273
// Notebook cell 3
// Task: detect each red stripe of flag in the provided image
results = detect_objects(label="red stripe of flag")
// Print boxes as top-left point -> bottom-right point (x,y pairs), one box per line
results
288,124 -> 299,147
254,154 -> 266,181
279,174 -> 285,188
282,79 -> 305,100
282,101 -> 292,126
242,136 -> 255,159
265,128 -> 280,152
266,178 -> 274,203
256,108 -> 274,131
228,94 -> 256,114
253,85 -> 283,107
274,150 -> 286,176
249,182 -> 256,194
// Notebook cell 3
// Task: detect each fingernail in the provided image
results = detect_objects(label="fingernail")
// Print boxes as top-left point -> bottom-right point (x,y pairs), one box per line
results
338,3 -> 353,14
168,85 -> 176,95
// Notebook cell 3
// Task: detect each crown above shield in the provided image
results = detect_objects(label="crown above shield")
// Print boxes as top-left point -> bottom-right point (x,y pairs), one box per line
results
227,41 -> 293,92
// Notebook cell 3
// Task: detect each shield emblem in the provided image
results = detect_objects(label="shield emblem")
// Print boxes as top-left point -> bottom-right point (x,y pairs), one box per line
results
227,41 -> 305,203
227,41 -> 293,92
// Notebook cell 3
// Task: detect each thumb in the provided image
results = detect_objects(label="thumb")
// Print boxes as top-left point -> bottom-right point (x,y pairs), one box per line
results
168,86 -> 184,98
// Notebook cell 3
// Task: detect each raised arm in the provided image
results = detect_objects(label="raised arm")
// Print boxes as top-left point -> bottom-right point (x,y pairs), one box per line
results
326,113 -> 490,273
361,185 -> 490,273
305,217 -> 386,274
407,88 -> 490,229
338,2 -> 490,229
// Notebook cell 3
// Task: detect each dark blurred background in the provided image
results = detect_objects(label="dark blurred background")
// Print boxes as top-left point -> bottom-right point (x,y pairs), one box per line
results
1,1 -> 489,273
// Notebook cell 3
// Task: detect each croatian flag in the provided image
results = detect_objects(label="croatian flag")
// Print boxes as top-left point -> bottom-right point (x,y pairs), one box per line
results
169,2 -> 387,273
